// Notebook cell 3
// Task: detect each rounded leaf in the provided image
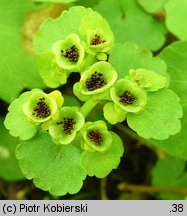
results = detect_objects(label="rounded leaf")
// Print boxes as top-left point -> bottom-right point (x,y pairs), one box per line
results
165,0 -> 187,40
0,0 -> 45,103
16,132 -> 86,196
109,43 -> 167,79
137,0 -> 168,14
4,91 -> 38,140
34,6 -> 92,53
150,41 -> 187,160
94,0 -> 167,51
127,89 -> 183,140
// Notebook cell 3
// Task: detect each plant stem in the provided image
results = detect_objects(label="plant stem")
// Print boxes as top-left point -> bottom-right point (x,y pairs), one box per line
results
80,99 -> 98,118
118,183 -> 187,196
100,178 -> 108,200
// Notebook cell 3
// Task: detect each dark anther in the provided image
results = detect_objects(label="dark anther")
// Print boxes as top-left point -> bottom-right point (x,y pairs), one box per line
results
56,121 -> 63,125
86,71 -> 107,91
119,91 -> 136,105
61,45 -> 79,62
91,34 -> 106,45
32,97 -> 51,118
88,130 -> 103,145
57,117 -> 76,134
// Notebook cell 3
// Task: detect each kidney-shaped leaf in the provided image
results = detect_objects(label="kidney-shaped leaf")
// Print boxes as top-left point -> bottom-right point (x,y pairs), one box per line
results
150,41 -> 187,160
127,89 -> 183,140
16,132 -> 86,196
109,43 -> 167,79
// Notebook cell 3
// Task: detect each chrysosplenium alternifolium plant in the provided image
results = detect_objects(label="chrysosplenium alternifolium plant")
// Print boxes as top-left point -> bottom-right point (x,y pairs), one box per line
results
4,6 -> 183,196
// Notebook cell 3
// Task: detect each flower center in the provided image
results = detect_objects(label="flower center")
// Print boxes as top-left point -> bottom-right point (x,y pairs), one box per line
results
88,130 -> 103,145
33,98 -> 51,118
91,34 -> 106,45
86,71 -> 107,91
61,45 -> 79,62
57,117 -> 76,134
119,91 -> 136,105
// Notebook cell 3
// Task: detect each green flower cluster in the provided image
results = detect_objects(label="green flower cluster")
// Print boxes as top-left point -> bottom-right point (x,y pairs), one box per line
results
104,68 -> 168,124
7,88 -> 117,152
37,8 -> 114,88
4,8 -> 124,189
31,6 -> 182,143
4,6 -> 182,196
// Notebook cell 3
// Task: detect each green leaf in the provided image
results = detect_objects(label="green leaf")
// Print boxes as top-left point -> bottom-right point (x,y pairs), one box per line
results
74,0 -> 100,8
150,41 -> 187,160
34,6 -> 91,53
16,132 -> 86,196
127,89 -> 183,140
137,0 -> 168,13
0,0 -> 45,103
0,117 -> 24,181
94,0 -> 167,51
152,156 -> 187,200
80,132 -> 124,178
33,0 -> 78,3
109,43 -> 167,79
4,91 -> 38,140
165,0 -> 187,40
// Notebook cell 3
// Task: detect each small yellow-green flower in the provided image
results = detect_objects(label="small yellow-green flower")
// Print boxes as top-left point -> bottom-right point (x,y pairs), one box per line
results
52,34 -> 85,71
85,30 -> 113,55
23,90 -> 63,124
74,61 -> 117,101
79,11 -> 114,55
48,107 -> 85,145
81,121 -> 112,153
110,79 -> 147,113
